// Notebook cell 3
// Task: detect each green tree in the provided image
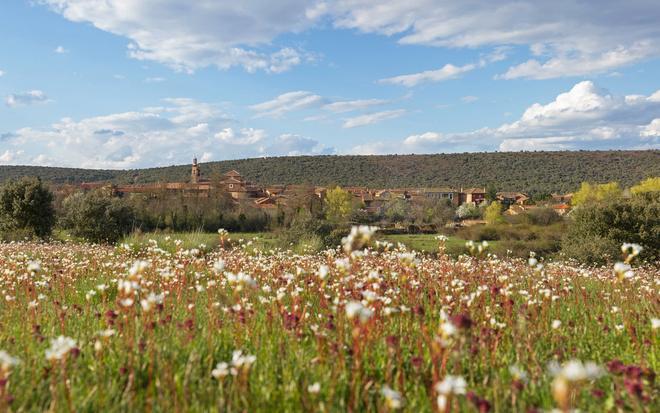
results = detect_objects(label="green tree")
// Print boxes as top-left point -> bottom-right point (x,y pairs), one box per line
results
60,190 -> 135,243
324,187 -> 353,224
484,201 -> 504,224
410,198 -> 454,228
0,177 -> 55,238
485,184 -> 498,203
455,203 -> 481,219
630,177 -> 660,195
571,182 -> 622,206
562,192 -> 659,263
384,198 -> 410,224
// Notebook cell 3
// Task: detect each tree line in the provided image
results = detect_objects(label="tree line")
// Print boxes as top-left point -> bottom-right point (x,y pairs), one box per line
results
0,176 -> 658,264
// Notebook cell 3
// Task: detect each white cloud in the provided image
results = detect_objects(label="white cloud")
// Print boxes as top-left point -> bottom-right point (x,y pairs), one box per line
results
0,150 -> 24,163
0,69 -> 5,77
499,41 -> 656,79
54,45 -> 69,54
331,0 -> 660,79
343,109 -> 406,128
200,152 -> 214,162
379,63 -> 475,87
250,91 -> 323,118
352,81 -> 660,153
0,98 -> 303,168
187,123 -> 209,136
215,127 -> 266,145
40,0 -> 319,73
402,132 -> 447,146
498,137 -> 575,151
144,76 -> 166,83
461,96 -> 479,103
494,81 -> 660,137
268,48 -> 303,73
641,119 -> 660,138
323,98 -> 388,113
38,1 -> 660,78
5,90 -> 50,107
265,134 -> 335,156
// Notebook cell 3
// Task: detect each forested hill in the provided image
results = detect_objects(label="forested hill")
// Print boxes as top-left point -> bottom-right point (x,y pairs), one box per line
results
1,150 -> 658,194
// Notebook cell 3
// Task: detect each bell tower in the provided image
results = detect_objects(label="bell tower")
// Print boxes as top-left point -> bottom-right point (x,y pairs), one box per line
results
191,157 -> 201,183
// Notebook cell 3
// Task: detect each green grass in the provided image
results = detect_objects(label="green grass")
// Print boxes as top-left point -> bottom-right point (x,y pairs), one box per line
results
380,233 -> 499,255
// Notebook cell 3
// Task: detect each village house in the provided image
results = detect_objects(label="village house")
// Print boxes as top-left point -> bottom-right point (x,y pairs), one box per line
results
459,187 -> 487,205
551,193 -> 573,204
496,191 -> 529,207
218,169 -> 265,200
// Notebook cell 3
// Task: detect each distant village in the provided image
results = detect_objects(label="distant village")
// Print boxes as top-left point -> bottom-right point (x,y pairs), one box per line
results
76,158 -> 574,217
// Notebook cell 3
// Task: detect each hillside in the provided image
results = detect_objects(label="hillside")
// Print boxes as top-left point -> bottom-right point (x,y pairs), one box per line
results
1,150 -> 658,194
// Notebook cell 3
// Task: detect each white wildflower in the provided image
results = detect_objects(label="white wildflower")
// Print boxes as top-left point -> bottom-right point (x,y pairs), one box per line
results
45,336 -> 77,362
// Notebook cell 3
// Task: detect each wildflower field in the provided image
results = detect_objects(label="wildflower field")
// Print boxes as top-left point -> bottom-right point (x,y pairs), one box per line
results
0,230 -> 657,412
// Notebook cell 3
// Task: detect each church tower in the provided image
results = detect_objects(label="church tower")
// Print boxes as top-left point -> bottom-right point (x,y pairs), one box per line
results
191,157 -> 201,183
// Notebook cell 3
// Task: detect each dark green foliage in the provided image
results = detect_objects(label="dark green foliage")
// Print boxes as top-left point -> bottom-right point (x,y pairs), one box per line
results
277,209 -> 336,250
485,183 -> 498,202
60,190 -> 135,243
1,151 -> 658,194
0,177 -> 55,238
562,192 -> 660,263
527,207 -> 562,226
125,192 -> 269,233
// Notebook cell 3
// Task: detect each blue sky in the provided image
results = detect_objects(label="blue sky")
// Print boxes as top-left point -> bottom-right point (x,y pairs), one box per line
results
0,0 -> 659,168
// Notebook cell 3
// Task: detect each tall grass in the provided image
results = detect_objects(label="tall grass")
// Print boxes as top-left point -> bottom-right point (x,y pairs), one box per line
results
0,235 -> 656,412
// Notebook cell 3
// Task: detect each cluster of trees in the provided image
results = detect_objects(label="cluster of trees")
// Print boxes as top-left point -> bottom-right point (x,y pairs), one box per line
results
127,191 -> 269,233
2,151 -> 658,195
0,177 -> 55,240
561,177 -> 660,263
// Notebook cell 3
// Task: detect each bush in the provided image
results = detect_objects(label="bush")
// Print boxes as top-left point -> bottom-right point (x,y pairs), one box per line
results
527,208 -> 561,226
0,177 -> 55,239
324,227 -> 350,249
476,226 -> 501,241
60,190 -> 135,244
562,192 -> 659,263
456,203 -> 481,219
292,234 -> 325,254
496,238 -> 563,259
484,201 -> 504,224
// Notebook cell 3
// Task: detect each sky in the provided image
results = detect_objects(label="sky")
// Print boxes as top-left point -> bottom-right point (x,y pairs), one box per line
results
0,0 -> 659,169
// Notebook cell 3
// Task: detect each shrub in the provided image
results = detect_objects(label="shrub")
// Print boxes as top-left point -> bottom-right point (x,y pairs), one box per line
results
527,207 -> 561,226
630,177 -> 660,195
456,203 -> 481,219
562,192 -> 659,263
60,190 -> 135,244
484,201 -> 504,224
0,177 -> 55,239
477,225 -> 500,241
292,234 -> 325,254
325,227 -> 350,249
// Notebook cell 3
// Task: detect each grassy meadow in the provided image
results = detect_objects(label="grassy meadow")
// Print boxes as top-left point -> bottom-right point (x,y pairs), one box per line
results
0,231 -> 657,412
